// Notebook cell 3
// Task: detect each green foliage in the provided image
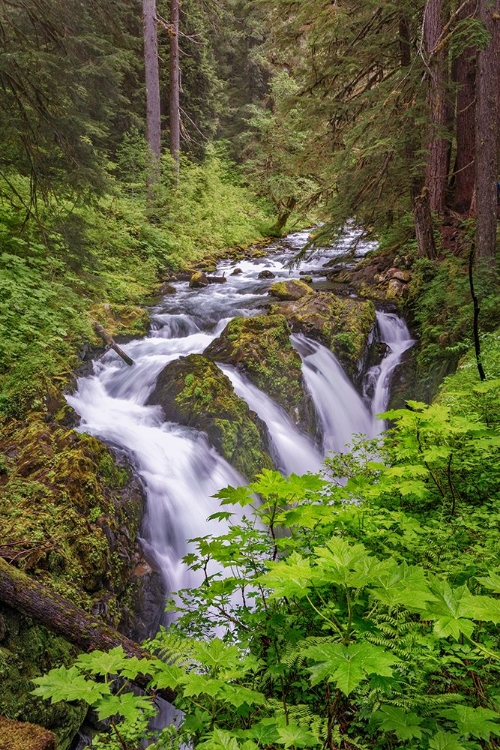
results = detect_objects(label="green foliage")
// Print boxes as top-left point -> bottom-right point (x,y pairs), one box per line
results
32,365 -> 500,749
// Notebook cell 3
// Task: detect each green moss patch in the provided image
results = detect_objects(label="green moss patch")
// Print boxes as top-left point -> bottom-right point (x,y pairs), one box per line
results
204,315 -> 313,430
146,354 -> 273,479
271,292 -> 376,378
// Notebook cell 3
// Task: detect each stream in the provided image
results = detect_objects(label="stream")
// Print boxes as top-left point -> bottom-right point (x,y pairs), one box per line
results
67,228 -> 414,601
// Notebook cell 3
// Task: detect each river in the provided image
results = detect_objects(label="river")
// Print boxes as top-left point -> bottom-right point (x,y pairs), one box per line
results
67,228 -> 414,602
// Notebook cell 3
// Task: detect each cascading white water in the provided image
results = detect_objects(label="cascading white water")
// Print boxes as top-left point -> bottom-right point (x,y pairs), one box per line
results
292,334 -> 374,452
363,312 -> 415,433
67,229 -> 413,602
219,364 -> 322,475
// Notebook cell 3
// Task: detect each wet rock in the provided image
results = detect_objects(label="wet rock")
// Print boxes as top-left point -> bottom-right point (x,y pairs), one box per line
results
258,269 -> 276,279
205,315 -> 314,432
231,268 -> 243,275
147,354 -> 273,479
270,292 -> 376,380
206,275 -> 227,284
189,272 -> 209,288
269,279 -> 315,301
158,282 -> 176,295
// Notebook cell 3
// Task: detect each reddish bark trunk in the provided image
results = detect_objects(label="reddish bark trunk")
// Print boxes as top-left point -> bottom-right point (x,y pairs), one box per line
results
424,0 -> 450,214
475,0 -> 500,262
452,0 -> 477,213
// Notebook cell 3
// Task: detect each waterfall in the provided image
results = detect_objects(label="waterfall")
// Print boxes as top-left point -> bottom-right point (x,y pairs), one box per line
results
67,230 -> 414,604
364,312 -> 415,432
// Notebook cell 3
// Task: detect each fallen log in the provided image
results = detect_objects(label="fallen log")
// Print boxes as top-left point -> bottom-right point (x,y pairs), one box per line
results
93,323 -> 134,366
0,557 -> 176,703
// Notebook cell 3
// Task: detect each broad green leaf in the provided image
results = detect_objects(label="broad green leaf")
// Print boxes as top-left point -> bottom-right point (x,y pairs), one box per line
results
94,692 -> 155,723
420,580 -> 475,640
374,705 -> 424,740
258,552 -> 312,598
429,731 -> 467,749
276,723 -> 320,747
150,663 -> 184,690
198,727 -> 241,750
214,485 -> 254,507
244,719 -> 279,745
305,641 -> 398,695
219,684 -> 267,708
439,706 -> 500,740
75,647 -> 131,676
476,571 -> 500,593
32,666 -> 109,704
371,561 -> 433,608
464,594 -> 500,623
183,673 -> 224,698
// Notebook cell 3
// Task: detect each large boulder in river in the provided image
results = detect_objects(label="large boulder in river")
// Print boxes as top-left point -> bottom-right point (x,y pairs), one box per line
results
204,314 -> 314,431
269,279 -> 314,301
147,354 -> 273,479
270,292 -> 376,379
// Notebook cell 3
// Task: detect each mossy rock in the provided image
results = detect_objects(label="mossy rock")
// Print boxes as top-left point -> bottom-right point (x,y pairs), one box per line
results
271,292 -> 376,379
269,279 -> 314,301
90,303 -> 150,338
0,715 -> 56,750
204,315 -> 314,431
146,354 -> 273,479
0,605 -> 85,750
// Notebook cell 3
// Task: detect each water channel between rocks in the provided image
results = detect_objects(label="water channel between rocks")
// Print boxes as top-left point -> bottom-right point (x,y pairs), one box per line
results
67,228 -> 414,605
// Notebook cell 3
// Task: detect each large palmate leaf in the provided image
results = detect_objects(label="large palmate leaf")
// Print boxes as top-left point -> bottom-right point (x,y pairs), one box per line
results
304,641 -> 398,695
374,705 -> 424,741
32,666 -> 109,704
439,705 -> 500,740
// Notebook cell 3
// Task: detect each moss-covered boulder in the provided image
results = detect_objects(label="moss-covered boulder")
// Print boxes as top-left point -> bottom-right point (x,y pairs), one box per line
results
146,354 -> 273,479
0,715 -> 57,750
269,279 -> 314,301
270,292 -> 376,379
0,605 -> 85,750
204,315 -> 314,431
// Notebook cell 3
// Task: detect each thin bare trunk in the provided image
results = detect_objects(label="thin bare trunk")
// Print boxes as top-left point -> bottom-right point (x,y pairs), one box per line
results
170,0 -> 180,179
143,0 -> 161,177
475,0 -> 500,262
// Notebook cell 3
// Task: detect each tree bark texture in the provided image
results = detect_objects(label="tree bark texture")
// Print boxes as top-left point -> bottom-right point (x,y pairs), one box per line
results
452,0 -> 477,213
424,0 -> 450,214
475,0 -> 500,261
0,557 -> 176,704
143,0 -> 161,164
414,188 -> 438,259
169,0 -> 181,176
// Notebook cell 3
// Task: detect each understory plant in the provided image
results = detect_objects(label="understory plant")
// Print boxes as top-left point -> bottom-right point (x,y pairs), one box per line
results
33,374 -> 500,750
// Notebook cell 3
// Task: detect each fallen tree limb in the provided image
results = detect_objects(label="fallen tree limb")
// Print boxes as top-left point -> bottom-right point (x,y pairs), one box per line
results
0,557 -> 176,703
93,323 -> 134,366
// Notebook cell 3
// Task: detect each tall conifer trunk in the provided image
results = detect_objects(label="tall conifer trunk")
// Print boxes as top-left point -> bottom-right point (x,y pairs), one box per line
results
424,0 -> 449,215
143,0 -> 161,178
475,0 -> 500,262
452,0 -> 477,214
170,0 -> 181,178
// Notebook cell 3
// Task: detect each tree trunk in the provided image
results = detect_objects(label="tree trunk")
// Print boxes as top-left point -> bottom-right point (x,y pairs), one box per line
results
414,189 -> 438,259
143,0 -> 161,172
424,0 -> 449,214
0,557 -> 176,704
452,0 -> 477,213
475,0 -> 500,262
170,0 -> 181,178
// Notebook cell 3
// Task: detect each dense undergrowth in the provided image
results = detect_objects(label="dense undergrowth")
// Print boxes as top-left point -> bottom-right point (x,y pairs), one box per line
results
0,149 -> 274,420
33,330 -> 500,750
